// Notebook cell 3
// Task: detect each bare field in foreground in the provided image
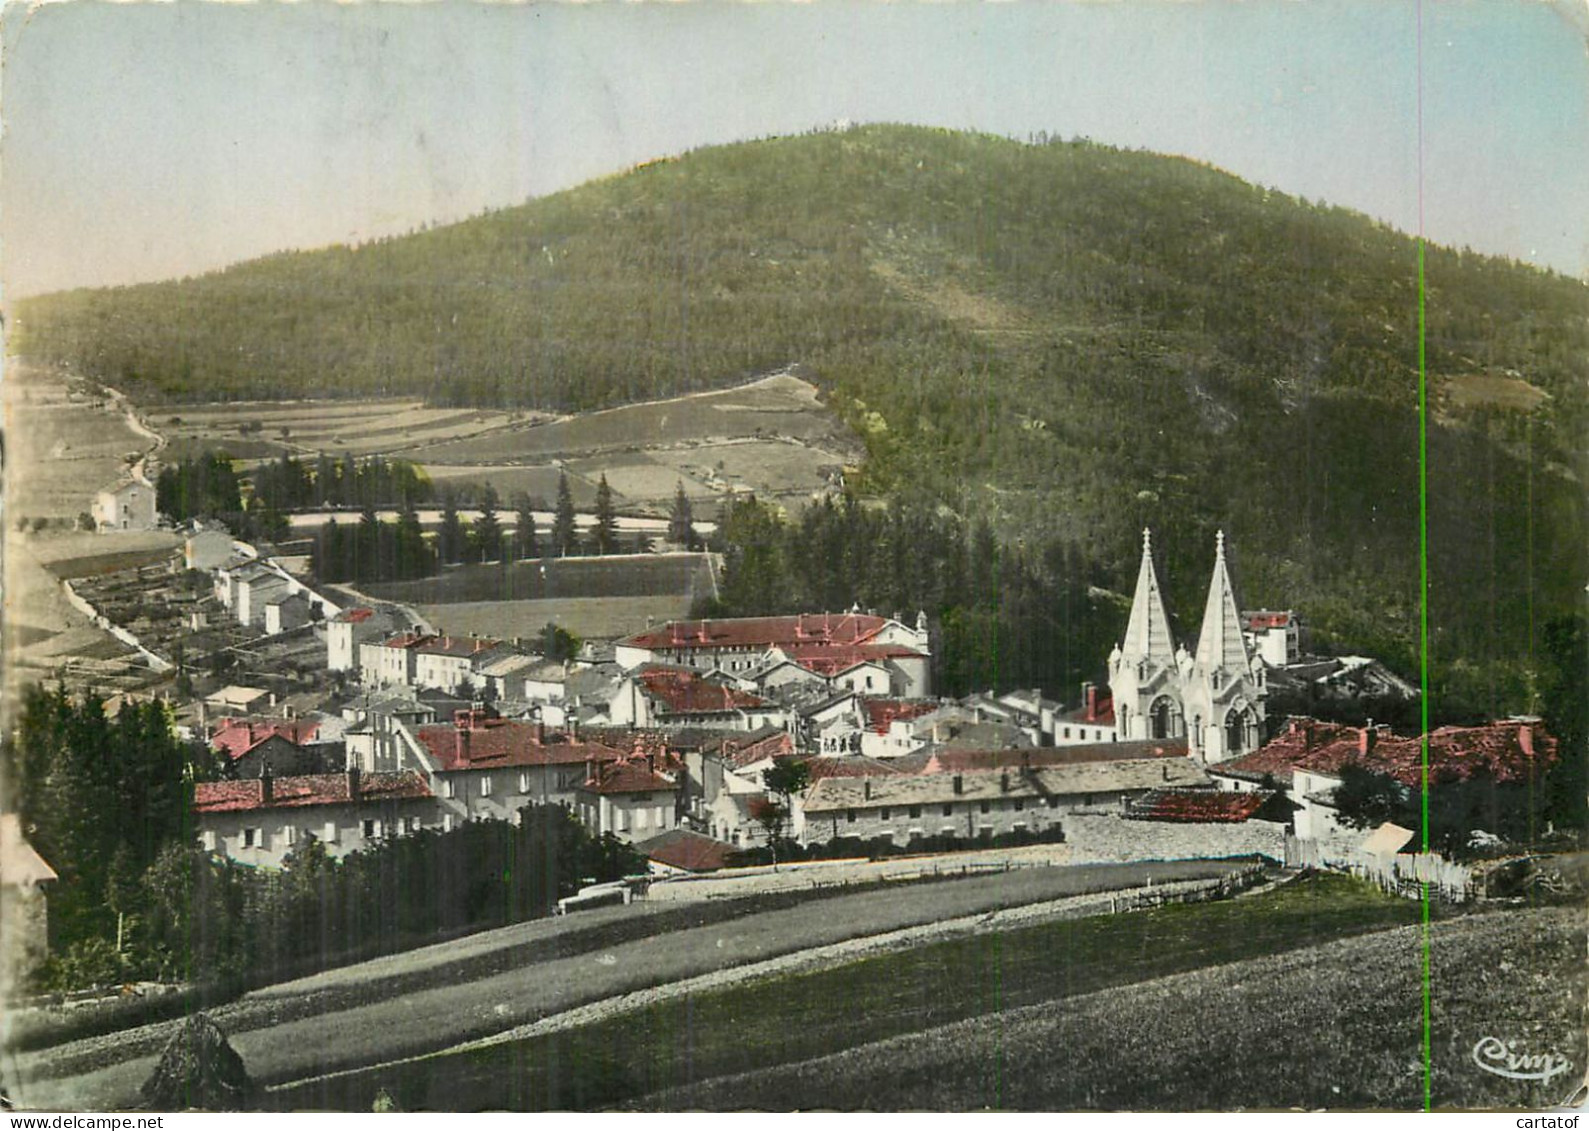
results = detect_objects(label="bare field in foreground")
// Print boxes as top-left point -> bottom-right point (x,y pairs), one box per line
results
659,904 -> 1584,1112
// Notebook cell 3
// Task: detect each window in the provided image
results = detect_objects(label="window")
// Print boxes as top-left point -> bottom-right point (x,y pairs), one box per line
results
1014,800 -> 1025,812
942,804 -> 953,817
242,828 -> 260,849
362,818 -> 381,839
480,776 -> 493,797
1047,796 -> 1059,809
441,779 -> 456,799
979,800 -> 991,815
519,772 -> 531,794
323,822 -> 337,844
1063,727 -> 1071,739
201,830 -> 217,852
908,805 -> 921,819
880,808 -> 891,820
442,814 -> 454,833
282,825 -> 297,847
636,808 -> 650,829
846,809 -> 856,823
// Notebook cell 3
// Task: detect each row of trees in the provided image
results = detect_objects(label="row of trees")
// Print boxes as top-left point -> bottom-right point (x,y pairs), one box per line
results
309,472 -> 657,584
702,492 -> 1117,700
2,687 -> 204,969
136,809 -> 642,990
1,682 -> 643,991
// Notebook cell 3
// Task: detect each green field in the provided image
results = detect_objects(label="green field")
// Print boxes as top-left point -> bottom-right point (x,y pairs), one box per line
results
269,874 -> 1430,1111
659,905 -> 1585,1112
360,552 -> 715,607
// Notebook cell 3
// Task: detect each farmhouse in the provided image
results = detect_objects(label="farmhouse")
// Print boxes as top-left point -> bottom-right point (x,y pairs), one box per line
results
617,612 -> 932,697
609,665 -> 787,731
327,607 -> 399,673
1055,683 -> 1119,746
1,814 -> 57,990
92,476 -> 158,532
1210,716 -> 1557,847
634,828 -> 737,875
184,526 -> 236,572
406,709 -> 630,825
359,632 -> 437,689
412,636 -> 511,695
193,769 -> 437,868
211,716 -> 334,778
576,757 -> 680,842
797,757 -> 1210,847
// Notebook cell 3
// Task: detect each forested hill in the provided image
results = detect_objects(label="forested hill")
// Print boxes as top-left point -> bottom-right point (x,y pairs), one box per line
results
15,125 -> 1588,714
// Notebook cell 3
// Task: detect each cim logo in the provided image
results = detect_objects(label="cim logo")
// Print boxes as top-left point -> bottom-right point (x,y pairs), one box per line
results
1471,1036 -> 1574,1084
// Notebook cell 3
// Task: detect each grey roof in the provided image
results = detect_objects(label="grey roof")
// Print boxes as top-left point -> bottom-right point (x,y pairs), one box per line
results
802,758 -> 1212,814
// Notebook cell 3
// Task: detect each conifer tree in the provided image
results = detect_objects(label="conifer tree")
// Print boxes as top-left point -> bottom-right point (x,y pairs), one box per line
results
552,471 -> 578,557
592,474 -> 618,555
668,481 -> 697,549
512,492 -> 540,560
472,483 -> 503,563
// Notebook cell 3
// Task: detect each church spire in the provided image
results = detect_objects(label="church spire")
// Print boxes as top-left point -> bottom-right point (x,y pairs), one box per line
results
1194,530 -> 1251,672
1120,528 -> 1176,662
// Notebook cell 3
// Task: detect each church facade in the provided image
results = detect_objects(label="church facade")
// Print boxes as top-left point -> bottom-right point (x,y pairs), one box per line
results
1108,530 -> 1267,764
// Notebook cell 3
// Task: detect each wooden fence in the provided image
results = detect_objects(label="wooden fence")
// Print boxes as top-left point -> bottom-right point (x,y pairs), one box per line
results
1284,835 -> 1473,902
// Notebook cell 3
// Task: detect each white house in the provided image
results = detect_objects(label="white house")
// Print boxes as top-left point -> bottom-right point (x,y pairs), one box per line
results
92,477 -> 158,532
193,769 -> 438,868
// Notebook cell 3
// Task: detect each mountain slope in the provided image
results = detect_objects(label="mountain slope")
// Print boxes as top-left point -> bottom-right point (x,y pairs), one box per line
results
15,125 -> 1588,706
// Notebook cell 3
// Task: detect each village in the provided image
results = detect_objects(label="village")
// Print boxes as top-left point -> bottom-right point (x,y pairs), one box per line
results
3,455 -> 1556,991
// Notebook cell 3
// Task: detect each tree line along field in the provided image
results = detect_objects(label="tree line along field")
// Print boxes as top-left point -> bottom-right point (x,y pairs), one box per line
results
263,873 -> 1472,1112
359,553 -> 716,607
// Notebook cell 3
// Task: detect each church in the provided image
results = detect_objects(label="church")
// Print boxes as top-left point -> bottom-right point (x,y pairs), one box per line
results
1108,529 -> 1267,765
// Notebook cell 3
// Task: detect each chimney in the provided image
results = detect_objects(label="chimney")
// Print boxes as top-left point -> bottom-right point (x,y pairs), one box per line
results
1083,682 -> 1099,719
698,620 -> 709,644
953,774 -> 963,795
1358,721 -> 1377,756
1000,770 -> 1010,793
457,726 -> 471,764
1161,763 -> 1169,782
585,758 -> 596,784
260,770 -> 273,805
864,780 -> 872,800
346,765 -> 361,801
536,717 -> 546,744
1519,723 -> 1534,757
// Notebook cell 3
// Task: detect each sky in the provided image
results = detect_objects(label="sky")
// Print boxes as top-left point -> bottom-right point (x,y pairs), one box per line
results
2,0 -> 1587,300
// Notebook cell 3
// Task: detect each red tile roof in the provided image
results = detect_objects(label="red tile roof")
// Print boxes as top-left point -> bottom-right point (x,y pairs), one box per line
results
193,771 -> 431,813
718,731 -> 794,770
1213,718 -> 1557,789
623,613 -> 896,652
376,632 -> 437,651
861,698 -> 938,735
1244,610 -> 1294,630
782,643 -> 925,677
637,667 -> 770,714
1064,692 -> 1116,727
801,755 -> 903,781
415,635 -> 502,657
415,719 -> 625,770
635,828 -> 736,873
580,758 -> 676,795
1126,788 -> 1274,823
923,739 -> 1187,775
211,718 -> 322,761
335,607 -> 376,624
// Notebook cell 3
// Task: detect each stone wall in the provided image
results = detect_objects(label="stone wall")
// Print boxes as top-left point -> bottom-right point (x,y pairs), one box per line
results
1063,813 -> 1286,864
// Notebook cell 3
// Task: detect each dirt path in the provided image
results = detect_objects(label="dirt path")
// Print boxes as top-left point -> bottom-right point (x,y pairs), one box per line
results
8,860 -> 1244,1111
